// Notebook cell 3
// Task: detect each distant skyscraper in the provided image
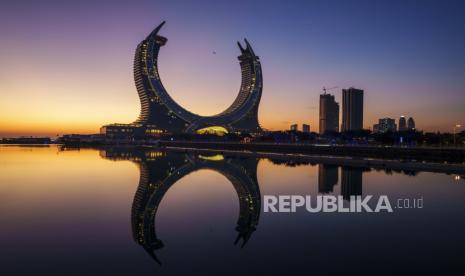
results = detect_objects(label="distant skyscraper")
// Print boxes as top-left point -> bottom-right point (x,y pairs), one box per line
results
341,88 -> 364,132
302,124 -> 310,133
319,93 -> 339,134
290,124 -> 298,131
398,116 -> 407,131
376,118 -> 397,133
407,117 -> 416,130
318,164 -> 338,193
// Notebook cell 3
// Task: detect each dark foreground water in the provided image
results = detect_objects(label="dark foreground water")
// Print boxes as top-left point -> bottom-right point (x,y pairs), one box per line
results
1,145 -> 465,275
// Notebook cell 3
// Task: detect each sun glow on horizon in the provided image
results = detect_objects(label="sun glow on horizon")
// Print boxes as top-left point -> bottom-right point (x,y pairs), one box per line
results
1,1 -> 464,137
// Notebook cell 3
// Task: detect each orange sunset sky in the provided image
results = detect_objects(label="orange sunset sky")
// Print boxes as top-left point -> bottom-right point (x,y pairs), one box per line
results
1,1 -> 464,137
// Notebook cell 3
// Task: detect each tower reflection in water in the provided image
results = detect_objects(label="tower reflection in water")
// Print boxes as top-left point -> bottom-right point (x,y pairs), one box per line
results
318,164 -> 338,194
101,148 -> 261,264
270,159 -> 365,200
318,164 -> 374,200
98,148 -> 401,265
341,167 -> 363,200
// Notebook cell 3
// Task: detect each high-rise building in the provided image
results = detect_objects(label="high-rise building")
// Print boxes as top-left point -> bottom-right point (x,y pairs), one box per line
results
290,124 -> 298,131
398,116 -> 407,131
376,118 -> 397,133
101,21 -> 264,137
319,93 -> 339,134
302,124 -> 310,133
407,117 -> 416,130
341,88 -> 364,132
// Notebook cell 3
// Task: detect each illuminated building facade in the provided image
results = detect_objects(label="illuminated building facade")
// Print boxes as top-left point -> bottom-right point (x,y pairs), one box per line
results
101,21 -> 263,137
373,118 -> 397,133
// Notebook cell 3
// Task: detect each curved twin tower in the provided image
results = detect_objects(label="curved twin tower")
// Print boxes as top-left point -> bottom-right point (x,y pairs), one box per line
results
101,21 -> 263,137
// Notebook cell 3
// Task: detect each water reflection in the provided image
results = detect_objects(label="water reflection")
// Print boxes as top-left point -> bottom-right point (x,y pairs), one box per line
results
95,147 -> 465,269
318,164 -> 338,193
341,167 -> 364,200
318,164 -> 364,201
100,148 -> 261,264
3,145 -> 465,274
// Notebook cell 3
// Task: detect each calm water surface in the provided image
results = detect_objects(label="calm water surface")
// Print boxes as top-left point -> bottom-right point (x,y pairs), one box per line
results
1,145 -> 465,275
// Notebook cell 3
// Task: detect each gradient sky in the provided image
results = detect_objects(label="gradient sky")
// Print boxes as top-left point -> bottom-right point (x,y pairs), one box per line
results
1,0 -> 464,136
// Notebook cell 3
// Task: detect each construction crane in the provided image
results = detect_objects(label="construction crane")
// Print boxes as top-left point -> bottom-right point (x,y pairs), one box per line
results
322,86 -> 338,94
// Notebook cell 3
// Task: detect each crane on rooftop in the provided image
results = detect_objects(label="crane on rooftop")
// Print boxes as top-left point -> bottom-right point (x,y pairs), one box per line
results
322,86 -> 338,94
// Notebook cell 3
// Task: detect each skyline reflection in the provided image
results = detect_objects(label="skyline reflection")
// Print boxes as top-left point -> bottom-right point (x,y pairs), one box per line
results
95,146 -> 451,265
100,148 -> 261,264
2,145 -> 465,274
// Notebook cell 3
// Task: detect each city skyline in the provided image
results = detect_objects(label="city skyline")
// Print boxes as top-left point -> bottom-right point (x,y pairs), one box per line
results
1,0 -> 465,137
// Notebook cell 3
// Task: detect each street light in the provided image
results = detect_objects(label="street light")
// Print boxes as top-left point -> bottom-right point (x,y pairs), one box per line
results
453,124 -> 462,146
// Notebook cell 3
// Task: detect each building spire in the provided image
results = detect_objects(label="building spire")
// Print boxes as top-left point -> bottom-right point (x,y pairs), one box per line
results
147,21 -> 166,39
244,38 -> 256,56
237,41 -> 245,53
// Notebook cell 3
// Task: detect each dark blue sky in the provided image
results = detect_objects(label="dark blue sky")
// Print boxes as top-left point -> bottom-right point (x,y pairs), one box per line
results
1,0 -> 464,134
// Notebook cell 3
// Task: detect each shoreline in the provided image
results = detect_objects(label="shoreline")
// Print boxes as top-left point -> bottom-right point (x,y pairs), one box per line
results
157,146 -> 465,175
3,143 -> 465,174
